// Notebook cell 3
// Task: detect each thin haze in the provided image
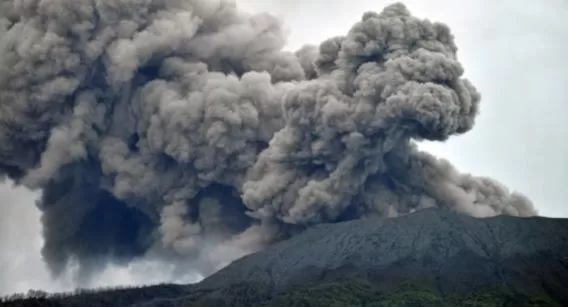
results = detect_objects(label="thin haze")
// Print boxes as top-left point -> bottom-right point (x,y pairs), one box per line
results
0,0 -> 566,297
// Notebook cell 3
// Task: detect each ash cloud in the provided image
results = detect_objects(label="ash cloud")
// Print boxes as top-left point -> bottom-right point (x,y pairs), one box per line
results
0,0 -> 536,282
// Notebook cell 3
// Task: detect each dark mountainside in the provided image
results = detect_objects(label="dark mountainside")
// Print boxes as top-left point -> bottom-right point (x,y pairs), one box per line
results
4,209 -> 568,306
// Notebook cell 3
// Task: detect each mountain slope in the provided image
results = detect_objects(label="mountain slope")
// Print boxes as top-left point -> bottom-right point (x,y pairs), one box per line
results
198,208 -> 568,302
4,209 -> 568,306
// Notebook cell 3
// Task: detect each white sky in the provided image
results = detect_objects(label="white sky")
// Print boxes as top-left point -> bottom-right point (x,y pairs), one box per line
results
1,0 -> 567,297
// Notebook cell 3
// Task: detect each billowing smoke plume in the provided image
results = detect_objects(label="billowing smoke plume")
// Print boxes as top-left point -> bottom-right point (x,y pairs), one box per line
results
0,0 -> 536,282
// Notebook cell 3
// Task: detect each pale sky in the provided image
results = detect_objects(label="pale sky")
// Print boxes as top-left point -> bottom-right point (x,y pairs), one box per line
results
1,0 -> 567,296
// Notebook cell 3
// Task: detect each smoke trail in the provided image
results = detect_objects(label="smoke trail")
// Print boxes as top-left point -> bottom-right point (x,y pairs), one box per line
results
0,0 -> 536,282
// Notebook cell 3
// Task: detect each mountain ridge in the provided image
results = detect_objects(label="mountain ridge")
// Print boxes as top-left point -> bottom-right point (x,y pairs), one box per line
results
199,208 -> 568,292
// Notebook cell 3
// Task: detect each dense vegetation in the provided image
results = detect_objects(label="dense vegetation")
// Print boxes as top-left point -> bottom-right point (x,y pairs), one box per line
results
2,278 -> 562,307
0,284 -> 188,307
195,280 -> 562,307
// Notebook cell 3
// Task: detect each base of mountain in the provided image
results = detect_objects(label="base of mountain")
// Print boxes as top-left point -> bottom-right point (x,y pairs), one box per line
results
184,278 -> 563,307
3,277 -> 563,307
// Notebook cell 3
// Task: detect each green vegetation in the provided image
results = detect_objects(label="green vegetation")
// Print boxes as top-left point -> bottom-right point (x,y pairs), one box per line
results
1,279 -> 563,307
452,287 -> 563,307
262,279 -> 380,307
190,279 -> 562,307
